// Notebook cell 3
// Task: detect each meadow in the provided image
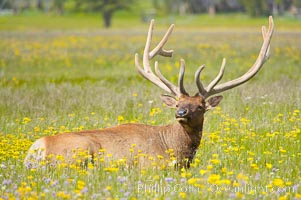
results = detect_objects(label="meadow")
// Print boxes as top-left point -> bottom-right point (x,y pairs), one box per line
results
0,13 -> 300,199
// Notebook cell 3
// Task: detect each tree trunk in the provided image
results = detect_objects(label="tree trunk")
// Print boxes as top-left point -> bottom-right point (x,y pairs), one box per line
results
207,0 -> 216,16
36,0 -> 43,10
102,10 -> 112,28
208,4 -> 216,16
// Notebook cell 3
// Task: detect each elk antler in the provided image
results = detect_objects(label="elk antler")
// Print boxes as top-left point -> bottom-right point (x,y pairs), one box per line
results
195,16 -> 274,98
135,20 -> 188,97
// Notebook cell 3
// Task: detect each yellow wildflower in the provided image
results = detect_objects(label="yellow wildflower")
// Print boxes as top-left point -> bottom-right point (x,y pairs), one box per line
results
207,174 -> 221,185
117,115 -> 124,121
179,192 -> 186,198
199,169 -> 207,175
273,178 -> 285,188
266,163 -> 273,169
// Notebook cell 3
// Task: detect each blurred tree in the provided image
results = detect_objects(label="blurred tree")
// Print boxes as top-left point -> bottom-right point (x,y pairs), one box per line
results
291,0 -> 301,17
292,0 -> 301,7
53,0 -> 66,14
239,0 -> 268,16
271,0 -> 283,15
23,0 -> 30,9
3,0 -> 299,18
0,0 -> 12,9
189,0 -> 208,13
208,0 -> 221,16
152,0 -> 159,9
160,0 -> 191,15
12,0 -> 22,14
274,0 -> 296,16
36,0 -> 44,10
216,0 -> 243,12
180,0 -> 241,15
73,0 -> 134,28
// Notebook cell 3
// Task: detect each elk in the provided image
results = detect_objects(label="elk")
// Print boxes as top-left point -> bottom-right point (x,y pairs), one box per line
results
24,17 -> 274,169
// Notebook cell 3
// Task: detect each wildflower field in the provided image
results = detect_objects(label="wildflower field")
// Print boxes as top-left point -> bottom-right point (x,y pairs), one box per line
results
0,14 -> 300,199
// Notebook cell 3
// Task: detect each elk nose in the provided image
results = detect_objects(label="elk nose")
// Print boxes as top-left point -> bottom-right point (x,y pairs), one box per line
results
176,108 -> 188,117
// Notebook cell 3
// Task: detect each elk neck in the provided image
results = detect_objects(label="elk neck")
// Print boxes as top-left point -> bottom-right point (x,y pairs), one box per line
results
158,121 -> 203,156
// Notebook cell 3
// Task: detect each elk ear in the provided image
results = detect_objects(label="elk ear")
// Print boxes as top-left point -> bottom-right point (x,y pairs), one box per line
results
160,95 -> 177,108
206,95 -> 223,111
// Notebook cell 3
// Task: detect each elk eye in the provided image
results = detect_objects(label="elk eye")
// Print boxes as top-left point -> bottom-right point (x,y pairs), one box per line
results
198,106 -> 204,110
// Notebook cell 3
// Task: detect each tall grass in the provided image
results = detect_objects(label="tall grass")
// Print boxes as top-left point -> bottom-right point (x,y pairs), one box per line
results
0,14 -> 300,199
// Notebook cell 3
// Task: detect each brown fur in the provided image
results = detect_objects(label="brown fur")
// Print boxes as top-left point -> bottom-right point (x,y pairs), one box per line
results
24,94 -> 222,168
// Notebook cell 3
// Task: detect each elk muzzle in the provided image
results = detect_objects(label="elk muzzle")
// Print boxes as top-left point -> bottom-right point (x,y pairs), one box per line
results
176,108 -> 189,123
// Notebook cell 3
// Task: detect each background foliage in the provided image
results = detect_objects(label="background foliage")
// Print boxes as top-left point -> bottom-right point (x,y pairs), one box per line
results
1,0 -> 301,27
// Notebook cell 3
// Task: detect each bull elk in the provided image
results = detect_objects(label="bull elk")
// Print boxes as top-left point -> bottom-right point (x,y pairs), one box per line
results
25,17 -> 274,169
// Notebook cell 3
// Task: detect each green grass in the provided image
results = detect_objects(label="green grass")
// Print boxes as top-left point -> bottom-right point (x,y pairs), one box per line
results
0,13 -> 300,199
1,11 -> 301,31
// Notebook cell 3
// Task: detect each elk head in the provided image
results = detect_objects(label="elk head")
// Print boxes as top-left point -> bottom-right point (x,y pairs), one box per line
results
135,17 -> 274,131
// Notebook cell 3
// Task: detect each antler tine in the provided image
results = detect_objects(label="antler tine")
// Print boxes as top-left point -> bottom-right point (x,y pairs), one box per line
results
154,59 -> 188,97
201,16 -> 274,98
149,23 -> 174,59
205,58 -> 226,96
195,64 -> 206,95
262,26 -> 270,61
142,20 -> 174,73
178,59 -> 188,95
154,61 -> 179,96
143,19 -> 155,73
135,19 -> 185,97
135,54 -> 174,94
260,20 -> 271,61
